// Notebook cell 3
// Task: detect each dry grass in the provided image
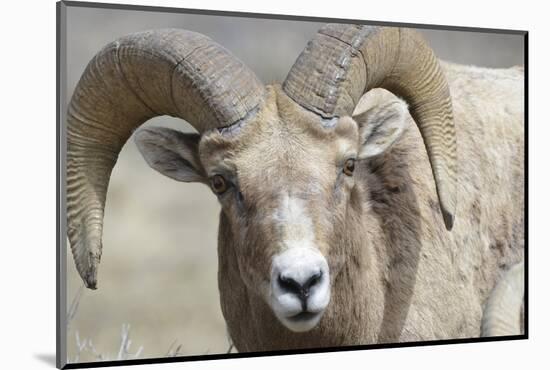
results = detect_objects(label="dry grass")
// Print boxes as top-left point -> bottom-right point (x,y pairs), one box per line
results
66,284 -> 235,363
72,324 -> 144,362
67,285 -> 144,363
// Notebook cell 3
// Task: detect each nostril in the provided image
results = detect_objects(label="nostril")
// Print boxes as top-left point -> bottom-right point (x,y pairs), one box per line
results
278,275 -> 302,295
304,271 -> 322,290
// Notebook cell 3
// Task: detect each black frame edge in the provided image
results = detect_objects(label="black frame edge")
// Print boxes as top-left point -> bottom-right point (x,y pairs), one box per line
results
523,32 -> 529,339
61,335 -> 527,369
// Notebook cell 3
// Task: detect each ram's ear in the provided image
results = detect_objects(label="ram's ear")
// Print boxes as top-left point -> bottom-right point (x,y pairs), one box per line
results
353,91 -> 409,159
135,127 -> 207,183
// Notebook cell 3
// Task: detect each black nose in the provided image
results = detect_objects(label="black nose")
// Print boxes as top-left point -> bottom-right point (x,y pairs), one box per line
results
278,271 -> 322,310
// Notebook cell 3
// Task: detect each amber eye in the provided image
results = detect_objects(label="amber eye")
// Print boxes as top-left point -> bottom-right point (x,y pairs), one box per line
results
343,159 -> 356,176
211,175 -> 228,194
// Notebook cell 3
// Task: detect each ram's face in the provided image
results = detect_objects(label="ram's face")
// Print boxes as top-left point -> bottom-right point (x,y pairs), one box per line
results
137,86 -> 361,332
199,87 -> 362,331
135,86 -> 411,332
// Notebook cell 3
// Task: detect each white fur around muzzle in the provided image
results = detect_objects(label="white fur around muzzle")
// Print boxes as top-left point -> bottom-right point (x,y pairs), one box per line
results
270,247 -> 330,332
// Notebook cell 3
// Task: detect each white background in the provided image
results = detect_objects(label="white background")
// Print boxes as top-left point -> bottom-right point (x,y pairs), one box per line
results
0,0 -> 546,369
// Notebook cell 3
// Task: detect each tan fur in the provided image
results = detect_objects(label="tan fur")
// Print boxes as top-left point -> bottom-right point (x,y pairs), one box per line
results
196,61 -> 524,351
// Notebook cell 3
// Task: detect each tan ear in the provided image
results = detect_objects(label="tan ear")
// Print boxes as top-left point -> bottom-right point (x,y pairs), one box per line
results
134,127 -> 207,184
353,91 -> 409,159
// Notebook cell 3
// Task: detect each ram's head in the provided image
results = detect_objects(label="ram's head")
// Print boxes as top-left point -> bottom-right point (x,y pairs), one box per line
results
67,24 -> 456,332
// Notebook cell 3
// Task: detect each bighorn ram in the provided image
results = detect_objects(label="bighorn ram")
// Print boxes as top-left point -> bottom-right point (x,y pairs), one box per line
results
67,24 -> 524,350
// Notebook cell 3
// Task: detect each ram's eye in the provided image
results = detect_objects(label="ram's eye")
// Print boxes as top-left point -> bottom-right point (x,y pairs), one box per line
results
211,175 -> 228,194
343,159 -> 356,176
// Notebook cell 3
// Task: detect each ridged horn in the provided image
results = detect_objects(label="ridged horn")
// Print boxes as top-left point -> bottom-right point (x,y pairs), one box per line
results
67,29 -> 265,289
283,24 -> 457,230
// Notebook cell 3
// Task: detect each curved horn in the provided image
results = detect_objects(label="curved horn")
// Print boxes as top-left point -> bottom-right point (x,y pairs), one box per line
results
283,24 -> 456,230
67,29 -> 265,289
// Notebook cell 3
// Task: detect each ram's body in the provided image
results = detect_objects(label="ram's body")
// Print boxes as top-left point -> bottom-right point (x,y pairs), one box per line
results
218,62 -> 524,350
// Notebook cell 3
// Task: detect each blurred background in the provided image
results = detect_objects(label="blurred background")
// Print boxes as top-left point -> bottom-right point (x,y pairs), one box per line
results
64,5 -> 524,363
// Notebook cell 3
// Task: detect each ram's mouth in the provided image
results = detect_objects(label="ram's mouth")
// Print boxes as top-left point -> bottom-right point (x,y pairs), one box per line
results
287,311 -> 321,322
276,309 -> 325,333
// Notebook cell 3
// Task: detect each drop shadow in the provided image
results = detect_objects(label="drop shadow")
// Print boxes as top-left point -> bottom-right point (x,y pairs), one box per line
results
34,353 -> 57,367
